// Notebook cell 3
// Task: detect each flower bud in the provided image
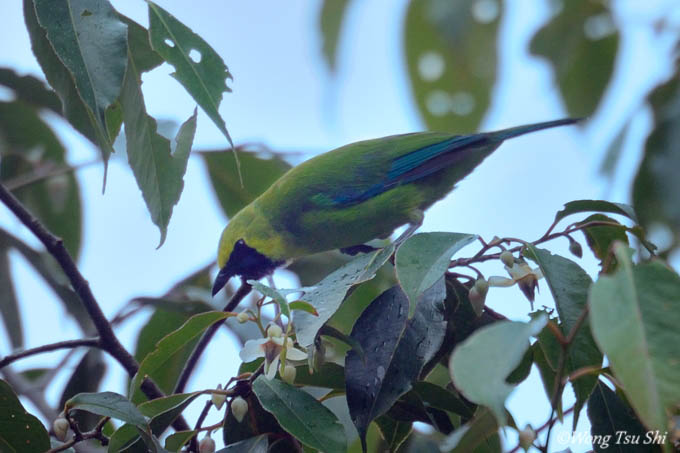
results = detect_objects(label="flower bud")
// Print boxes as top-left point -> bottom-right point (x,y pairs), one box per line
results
500,250 -> 514,267
282,364 -> 297,385
468,286 -> 485,316
231,396 -> 248,423
474,277 -> 489,296
211,384 -> 226,410
199,435 -> 216,453
53,417 -> 69,441
568,237 -> 583,258
236,311 -> 249,323
518,425 -> 536,451
267,323 -> 283,338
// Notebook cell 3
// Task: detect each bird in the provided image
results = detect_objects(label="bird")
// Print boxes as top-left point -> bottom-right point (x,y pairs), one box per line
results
212,118 -> 579,296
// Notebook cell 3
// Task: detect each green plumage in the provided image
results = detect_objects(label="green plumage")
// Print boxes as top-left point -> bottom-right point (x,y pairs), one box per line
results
213,119 -> 578,295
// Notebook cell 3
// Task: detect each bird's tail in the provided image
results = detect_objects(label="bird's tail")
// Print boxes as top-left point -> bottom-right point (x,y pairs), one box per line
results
489,118 -> 582,141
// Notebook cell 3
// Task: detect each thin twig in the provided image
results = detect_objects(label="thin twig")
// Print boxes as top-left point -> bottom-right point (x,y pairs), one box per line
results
0,338 -> 100,369
507,405 -> 575,453
174,282 -> 253,394
47,416 -> 110,453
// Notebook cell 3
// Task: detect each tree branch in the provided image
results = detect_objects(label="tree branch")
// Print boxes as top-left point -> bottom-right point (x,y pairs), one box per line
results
0,338 -> 100,369
174,282 -> 252,394
0,182 -> 191,432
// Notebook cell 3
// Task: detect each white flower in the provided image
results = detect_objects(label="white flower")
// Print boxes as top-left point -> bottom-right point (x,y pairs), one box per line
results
239,333 -> 307,379
488,260 -> 543,303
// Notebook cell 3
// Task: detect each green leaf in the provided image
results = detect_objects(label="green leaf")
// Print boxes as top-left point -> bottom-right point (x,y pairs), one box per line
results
118,15 -> 164,73
589,243 -> 680,433
404,0 -> 499,133
587,381 -> 656,453
439,407 -> 499,453
525,246 -> 601,427
252,377 -> 346,453
293,363 -> 346,390
130,311 -> 232,397
319,0 -> 350,72
23,1 -> 111,172
0,67 -> 61,113
147,1 -> 233,146
289,300 -> 319,316
578,214 -> 629,265
346,279 -> 447,443
449,315 -> 547,425
375,415 -> 412,452
0,245 -> 22,348
411,381 -> 473,418
554,199 -> 637,225
249,281 -> 290,319
396,232 -> 476,317
66,391 -> 147,427
120,52 -> 197,246
200,148 -> 291,219
216,435 -> 268,453
165,430 -> 196,452
132,307 -> 205,402
0,101 -> 83,258
0,380 -> 50,452
530,0 -> 618,117
633,69 -> 680,253
59,350 -> 106,430
295,244 -> 395,347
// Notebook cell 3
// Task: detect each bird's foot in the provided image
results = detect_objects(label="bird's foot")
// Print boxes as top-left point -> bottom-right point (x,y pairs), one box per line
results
340,244 -> 379,256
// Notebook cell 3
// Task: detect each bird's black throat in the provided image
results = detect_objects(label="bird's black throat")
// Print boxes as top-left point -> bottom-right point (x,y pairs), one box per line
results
212,239 -> 283,296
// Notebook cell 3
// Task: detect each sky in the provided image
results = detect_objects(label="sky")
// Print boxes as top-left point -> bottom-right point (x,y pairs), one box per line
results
0,0 -> 676,451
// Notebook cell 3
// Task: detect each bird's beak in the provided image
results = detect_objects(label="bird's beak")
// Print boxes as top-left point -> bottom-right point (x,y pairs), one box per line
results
212,266 -> 234,296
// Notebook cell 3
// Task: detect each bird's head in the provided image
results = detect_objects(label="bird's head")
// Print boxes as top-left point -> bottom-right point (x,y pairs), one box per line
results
212,206 -> 284,296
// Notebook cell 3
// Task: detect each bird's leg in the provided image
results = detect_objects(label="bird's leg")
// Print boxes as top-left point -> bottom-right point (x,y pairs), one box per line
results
340,244 -> 380,256
394,209 -> 424,245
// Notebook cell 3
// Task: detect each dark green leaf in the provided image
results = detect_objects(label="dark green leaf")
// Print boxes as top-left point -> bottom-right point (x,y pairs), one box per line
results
59,350 -> 106,430
449,316 -> 547,424
23,0 -> 113,170
216,435 -> 268,453
530,0 -> 618,117
0,101 -> 82,258
587,381 -> 658,453
525,246 -> 601,427
375,415 -> 412,452
289,300 -> 318,316
295,244 -> 395,346
252,377 -> 346,453
633,69 -> 680,253
293,363 -> 346,390
0,379 -> 50,452
118,15 -> 164,73
319,0 -> 350,72
411,381 -> 473,418
200,148 -> 291,219
554,199 -> 637,225
439,407 -> 499,453
165,430 -> 196,452
0,67 -> 61,112
0,245 -> 22,348
66,391 -> 147,427
578,214 -> 629,265
120,52 -> 197,246
396,232 -> 476,317
147,1 -> 233,146
130,311 -> 232,397
589,244 -> 680,433
346,279 -> 447,443
405,0 -> 499,132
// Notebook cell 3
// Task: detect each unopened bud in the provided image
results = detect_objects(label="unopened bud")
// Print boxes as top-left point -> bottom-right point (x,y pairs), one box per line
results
211,384 -> 226,410
282,364 -> 297,385
500,250 -> 514,267
568,237 -> 583,258
267,323 -> 283,338
468,286 -> 485,316
474,277 -> 489,296
53,417 -> 69,441
199,435 -> 216,453
231,396 -> 248,423
518,425 -> 536,451
236,312 -> 249,323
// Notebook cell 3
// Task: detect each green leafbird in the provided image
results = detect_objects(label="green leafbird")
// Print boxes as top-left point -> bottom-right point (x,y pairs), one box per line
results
212,118 -> 579,295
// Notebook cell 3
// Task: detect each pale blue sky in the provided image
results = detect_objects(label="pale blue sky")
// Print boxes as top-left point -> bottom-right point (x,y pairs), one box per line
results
1,0 -> 676,451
